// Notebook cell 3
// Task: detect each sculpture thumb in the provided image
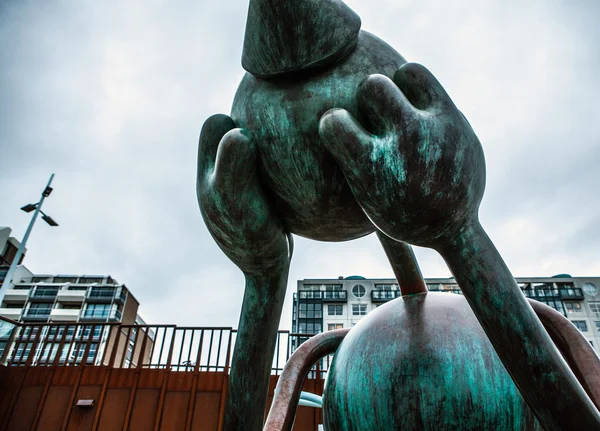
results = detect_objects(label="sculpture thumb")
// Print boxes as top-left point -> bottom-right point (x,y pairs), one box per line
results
319,108 -> 372,182
212,128 -> 257,189
197,114 -> 236,182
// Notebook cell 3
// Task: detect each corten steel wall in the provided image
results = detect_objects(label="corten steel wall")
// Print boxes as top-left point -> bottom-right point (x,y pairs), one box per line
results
0,318 -> 326,430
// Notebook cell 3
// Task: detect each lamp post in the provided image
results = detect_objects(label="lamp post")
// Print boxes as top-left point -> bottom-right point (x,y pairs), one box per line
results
0,174 -> 59,300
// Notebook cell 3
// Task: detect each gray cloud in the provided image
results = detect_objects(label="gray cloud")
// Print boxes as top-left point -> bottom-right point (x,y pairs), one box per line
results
1,0 -> 599,328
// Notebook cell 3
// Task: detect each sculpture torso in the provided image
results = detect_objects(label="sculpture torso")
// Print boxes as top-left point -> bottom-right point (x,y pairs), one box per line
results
231,31 -> 406,241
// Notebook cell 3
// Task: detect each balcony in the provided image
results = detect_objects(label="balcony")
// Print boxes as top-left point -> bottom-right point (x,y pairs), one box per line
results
2,289 -> 29,303
560,288 -> 584,300
0,308 -> 23,321
81,309 -> 122,322
371,290 -> 401,302
56,290 -> 87,303
298,290 -> 348,302
322,291 -> 347,303
50,308 -> 81,322
86,288 -> 122,303
29,288 -> 59,302
21,308 -> 52,321
114,289 -> 127,304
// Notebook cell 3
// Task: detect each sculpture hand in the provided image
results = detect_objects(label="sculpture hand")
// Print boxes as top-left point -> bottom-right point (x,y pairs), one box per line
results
319,63 -> 600,430
197,114 -> 292,431
197,114 -> 291,274
319,63 -> 484,247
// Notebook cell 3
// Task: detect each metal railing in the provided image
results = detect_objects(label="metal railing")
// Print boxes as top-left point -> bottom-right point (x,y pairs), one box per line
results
298,290 -> 348,300
21,308 -> 52,320
80,308 -> 122,321
0,317 -> 332,375
371,290 -> 401,301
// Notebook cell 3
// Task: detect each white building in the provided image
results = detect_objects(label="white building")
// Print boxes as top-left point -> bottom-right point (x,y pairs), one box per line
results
292,275 -> 600,350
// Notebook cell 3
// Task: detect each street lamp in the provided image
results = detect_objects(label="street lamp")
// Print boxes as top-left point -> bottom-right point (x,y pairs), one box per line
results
0,174 -> 59,300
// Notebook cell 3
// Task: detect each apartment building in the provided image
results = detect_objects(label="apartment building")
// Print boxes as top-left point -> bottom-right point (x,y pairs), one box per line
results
0,273 -> 151,367
0,227 -> 25,286
292,275 -> 600,350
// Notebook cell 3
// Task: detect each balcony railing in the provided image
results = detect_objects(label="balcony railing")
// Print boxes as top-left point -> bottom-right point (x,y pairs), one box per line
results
87,289 -> 116,301
81,309 -> 122,321
428,287 -> 463,295
298,290 -> 348,302
560,288 -> 584,300
29,288 -> 59,301
21,308 -> 52,321
371,290 -> 401,302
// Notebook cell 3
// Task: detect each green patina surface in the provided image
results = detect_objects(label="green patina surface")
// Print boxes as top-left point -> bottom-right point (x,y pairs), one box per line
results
232,31 -> 406,241
323,293 -> 542,430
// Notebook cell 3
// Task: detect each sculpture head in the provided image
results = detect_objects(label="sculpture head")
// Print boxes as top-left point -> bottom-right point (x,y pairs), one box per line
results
242,0 -> 361,78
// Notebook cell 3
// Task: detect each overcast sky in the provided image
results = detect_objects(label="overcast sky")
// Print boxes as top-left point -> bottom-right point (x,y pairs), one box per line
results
1,0 -> 599,328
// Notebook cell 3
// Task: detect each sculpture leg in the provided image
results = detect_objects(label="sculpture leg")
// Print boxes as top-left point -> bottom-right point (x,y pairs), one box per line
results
376,231 -> 427,295
223,251 -> 291,431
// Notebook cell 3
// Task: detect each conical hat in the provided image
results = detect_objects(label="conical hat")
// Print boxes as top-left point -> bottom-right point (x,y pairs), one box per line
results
242,0 -> 361,78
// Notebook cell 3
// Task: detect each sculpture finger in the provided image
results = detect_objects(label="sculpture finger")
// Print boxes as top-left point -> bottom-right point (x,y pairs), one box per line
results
319,108 -> 373,184
212,128 -> 256,190
393,63 -> 455,113
357,74 -> 416,134
197,114 -> 236,184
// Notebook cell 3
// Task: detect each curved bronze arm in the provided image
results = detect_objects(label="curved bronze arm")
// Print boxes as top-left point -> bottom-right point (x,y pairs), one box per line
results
528,298 -> 600,410
264,329 -> 350,431
263,299 -> 600,430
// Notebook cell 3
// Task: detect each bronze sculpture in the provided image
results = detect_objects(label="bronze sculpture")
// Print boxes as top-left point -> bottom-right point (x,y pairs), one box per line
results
197,0 -> 600,429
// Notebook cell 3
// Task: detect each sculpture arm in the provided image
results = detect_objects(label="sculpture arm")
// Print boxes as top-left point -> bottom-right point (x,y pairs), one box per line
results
439,221 -> 600,430
197,114 -> 293,430
319,62 -> 600,430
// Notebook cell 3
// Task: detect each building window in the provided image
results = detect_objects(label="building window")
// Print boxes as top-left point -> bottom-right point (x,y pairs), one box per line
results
298,303 -> 322,318
83,303 -> 111,318
352,304 -> 367,315
352,285 -> 366,298
583,283 -> 598,296
595,322 -> 600,331
565,302 -> 582,313
298,322 -> 322,334
328,323 -> 343,331
328,305 -> 343,316
589,302 -> 600,313
572,321 -> 588,332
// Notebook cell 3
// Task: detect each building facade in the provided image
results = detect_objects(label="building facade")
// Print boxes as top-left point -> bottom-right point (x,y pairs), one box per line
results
0,227 -> 25,287
292,275 -> 600,350
0,273 -> 151,367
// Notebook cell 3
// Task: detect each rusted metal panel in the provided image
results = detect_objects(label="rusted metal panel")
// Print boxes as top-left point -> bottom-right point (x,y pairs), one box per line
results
159,392 -> 190,431
196,372 -> 224,393
79,367 -> 107,386
51,367 -> 79,387
136,369 -> 165,390
167,371 -> 193,392
128,388 -> 160,431
35,386 -> 72,431
107,368 -> 136,389
4,386 -> 42,430
66,385 -> 102,431
190,393 -> 221,431
96,388 -> 129,431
